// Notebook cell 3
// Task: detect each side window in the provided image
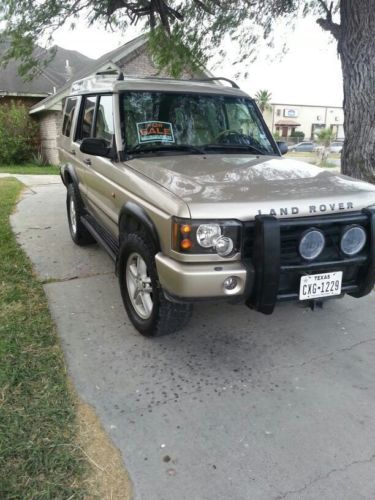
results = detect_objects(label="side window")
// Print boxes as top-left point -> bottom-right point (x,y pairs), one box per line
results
78,96 -> 97,140
95,95 -> 114,145
62,97 -> 77,137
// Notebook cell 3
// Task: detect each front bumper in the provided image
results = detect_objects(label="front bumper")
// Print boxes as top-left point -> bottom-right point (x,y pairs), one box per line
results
156,208 -> 375,310
244,207 -> 375,314
155,254 -> 252,300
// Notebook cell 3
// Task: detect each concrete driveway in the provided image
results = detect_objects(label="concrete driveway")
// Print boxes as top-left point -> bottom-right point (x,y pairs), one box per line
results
11,177 -> 375,500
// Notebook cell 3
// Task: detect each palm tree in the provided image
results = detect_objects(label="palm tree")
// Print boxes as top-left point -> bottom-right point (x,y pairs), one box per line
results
316,127 -> 336,164
255,90 -> 272,113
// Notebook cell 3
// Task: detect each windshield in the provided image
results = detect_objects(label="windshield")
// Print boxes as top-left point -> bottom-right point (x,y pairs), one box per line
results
121,92 -> 276,156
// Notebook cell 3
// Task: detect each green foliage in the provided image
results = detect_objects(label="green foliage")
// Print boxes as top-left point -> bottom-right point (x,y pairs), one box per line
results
316,127 -> 336,147
0,103 -> 39,164
273,131 -> 281,140
255,89 -> 272,113
0,0 -> 337,78
0,178 -> 87,497
148,27 -> 207,78
291,130 -> 305,139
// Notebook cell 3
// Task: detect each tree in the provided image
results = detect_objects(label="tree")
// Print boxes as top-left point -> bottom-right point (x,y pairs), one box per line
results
315,127 -> 336,164
1,1 -> 374,183
255,90 -> 272,114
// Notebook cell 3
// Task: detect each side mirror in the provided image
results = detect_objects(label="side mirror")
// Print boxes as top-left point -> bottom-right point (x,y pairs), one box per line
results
80,138 -> 111,158
277,141 -> 288,155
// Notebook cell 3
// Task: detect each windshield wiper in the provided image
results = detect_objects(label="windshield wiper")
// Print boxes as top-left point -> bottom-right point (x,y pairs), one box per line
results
128,144 -> 206,155
203,144 -> 267,156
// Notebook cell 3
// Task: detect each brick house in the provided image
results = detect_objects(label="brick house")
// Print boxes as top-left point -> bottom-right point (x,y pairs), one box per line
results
0,39 -> 93,111
30,34 -> 213,164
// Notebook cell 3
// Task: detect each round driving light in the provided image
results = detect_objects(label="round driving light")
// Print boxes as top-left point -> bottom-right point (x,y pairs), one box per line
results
215,236 -> 234,257
224,276 -> 238,290
340,225 -> 367,256
299,229 -> 325,261
196,224 -> 221,248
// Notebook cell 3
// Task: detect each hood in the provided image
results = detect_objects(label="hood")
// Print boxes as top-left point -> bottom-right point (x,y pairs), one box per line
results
126,154 -> 375,220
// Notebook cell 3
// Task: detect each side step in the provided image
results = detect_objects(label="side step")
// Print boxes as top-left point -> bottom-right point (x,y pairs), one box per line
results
81,214 -> 119,261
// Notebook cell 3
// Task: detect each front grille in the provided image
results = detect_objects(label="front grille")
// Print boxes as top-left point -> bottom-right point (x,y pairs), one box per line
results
243,212 -> 371,300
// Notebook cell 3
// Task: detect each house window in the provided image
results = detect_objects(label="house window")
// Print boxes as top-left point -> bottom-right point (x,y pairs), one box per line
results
62,97 -> 77,137
276,109 -> 281,117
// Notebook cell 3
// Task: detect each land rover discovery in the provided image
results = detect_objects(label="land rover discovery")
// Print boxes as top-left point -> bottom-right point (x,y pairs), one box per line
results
59,73 -> 375,337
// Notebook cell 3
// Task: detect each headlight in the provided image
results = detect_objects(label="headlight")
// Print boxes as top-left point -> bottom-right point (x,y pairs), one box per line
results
172,218 -> 241,257
340,225 -> 367,256
299,229 -> 325,261
196,224 -> 222,248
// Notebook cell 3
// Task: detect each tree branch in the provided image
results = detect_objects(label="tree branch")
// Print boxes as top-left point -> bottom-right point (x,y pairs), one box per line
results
316,0 -> 341,40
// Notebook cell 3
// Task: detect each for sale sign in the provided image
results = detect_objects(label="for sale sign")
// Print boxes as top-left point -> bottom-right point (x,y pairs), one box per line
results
136,121 -> 175,143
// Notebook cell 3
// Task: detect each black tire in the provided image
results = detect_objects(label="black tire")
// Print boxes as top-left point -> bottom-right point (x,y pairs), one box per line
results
66,183 -> 96,246
118,231 -> 193,337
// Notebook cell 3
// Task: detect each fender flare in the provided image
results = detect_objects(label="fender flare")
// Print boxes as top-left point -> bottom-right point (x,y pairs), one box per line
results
61,164 -> 79,188
118,201 -> 161,251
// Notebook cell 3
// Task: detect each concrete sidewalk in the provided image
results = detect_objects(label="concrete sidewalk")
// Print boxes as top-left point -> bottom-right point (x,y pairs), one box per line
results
10,180 -> 375,500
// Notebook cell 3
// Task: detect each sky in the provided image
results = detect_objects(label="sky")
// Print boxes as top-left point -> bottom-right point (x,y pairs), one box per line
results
52,16 -> 343,107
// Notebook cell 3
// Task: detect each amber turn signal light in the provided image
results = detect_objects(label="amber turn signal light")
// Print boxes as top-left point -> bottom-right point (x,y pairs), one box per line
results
180,224 -> 192,235
180,238 -> 192,250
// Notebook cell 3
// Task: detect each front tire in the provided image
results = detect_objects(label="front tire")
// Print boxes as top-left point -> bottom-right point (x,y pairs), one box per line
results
118,232 -> 192,337
66,183 -> 96,246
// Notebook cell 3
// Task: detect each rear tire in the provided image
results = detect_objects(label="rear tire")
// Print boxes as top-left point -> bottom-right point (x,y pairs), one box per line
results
118,231 -> 192,337
66,183 -> 96,246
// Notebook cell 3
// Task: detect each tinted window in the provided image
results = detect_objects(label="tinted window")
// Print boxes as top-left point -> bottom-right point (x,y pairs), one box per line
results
95,95 -> 114,145
62,97 -> 77,137
79,96 -> 97,140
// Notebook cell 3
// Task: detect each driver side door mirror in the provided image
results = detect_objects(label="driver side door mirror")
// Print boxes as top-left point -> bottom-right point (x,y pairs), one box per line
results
80,138 -> 111,158
277,141 -> 288,155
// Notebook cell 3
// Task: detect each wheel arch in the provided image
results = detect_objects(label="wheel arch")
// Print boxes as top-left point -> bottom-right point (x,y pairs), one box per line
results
118,202 -> 161,252
61,164 -> 79,187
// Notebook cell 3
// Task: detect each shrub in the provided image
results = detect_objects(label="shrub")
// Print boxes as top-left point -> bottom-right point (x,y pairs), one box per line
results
0,102 -> 39,164
291,130 -> 305,140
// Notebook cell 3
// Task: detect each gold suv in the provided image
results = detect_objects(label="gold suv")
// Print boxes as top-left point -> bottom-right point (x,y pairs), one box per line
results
59,73 -> 375,337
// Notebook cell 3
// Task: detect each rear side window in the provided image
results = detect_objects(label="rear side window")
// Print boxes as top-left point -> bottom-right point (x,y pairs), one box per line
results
62,97 -> 77,137
78,96 -> 97,140
95,95 -> 114,145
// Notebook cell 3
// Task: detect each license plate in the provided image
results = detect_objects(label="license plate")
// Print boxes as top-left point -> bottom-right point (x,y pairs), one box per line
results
299,271 -> 343,300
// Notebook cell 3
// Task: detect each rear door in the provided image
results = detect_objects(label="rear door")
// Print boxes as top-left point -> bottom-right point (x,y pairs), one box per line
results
59,96 -> 88,200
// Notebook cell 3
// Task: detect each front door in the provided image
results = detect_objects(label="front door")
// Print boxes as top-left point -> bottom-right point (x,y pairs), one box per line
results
77,94 -> 119,236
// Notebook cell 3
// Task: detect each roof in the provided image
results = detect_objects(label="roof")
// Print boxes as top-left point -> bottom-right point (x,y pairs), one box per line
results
0,40 -> 93,97
67,73 -> 246,97
272,102 -> 343,110
30,34 -> 215,114
275,118 -> 301,127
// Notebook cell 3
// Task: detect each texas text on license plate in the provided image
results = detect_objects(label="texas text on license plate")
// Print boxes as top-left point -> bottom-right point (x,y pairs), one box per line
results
299,271 -> 343,300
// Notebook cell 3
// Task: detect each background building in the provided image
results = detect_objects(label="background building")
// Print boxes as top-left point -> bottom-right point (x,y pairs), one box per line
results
263,103 -> 344,141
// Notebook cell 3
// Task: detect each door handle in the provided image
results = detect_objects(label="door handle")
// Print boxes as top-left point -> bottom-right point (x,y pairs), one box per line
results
69,150 -> 76,156
84,158 -> 92,166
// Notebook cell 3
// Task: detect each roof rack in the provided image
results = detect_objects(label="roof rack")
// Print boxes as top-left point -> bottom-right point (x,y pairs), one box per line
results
189,77 -> 240,89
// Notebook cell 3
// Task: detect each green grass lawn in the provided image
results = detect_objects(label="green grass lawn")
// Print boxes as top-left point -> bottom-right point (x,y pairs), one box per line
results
0,178 -> 87,498
0,164 -> 59,175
